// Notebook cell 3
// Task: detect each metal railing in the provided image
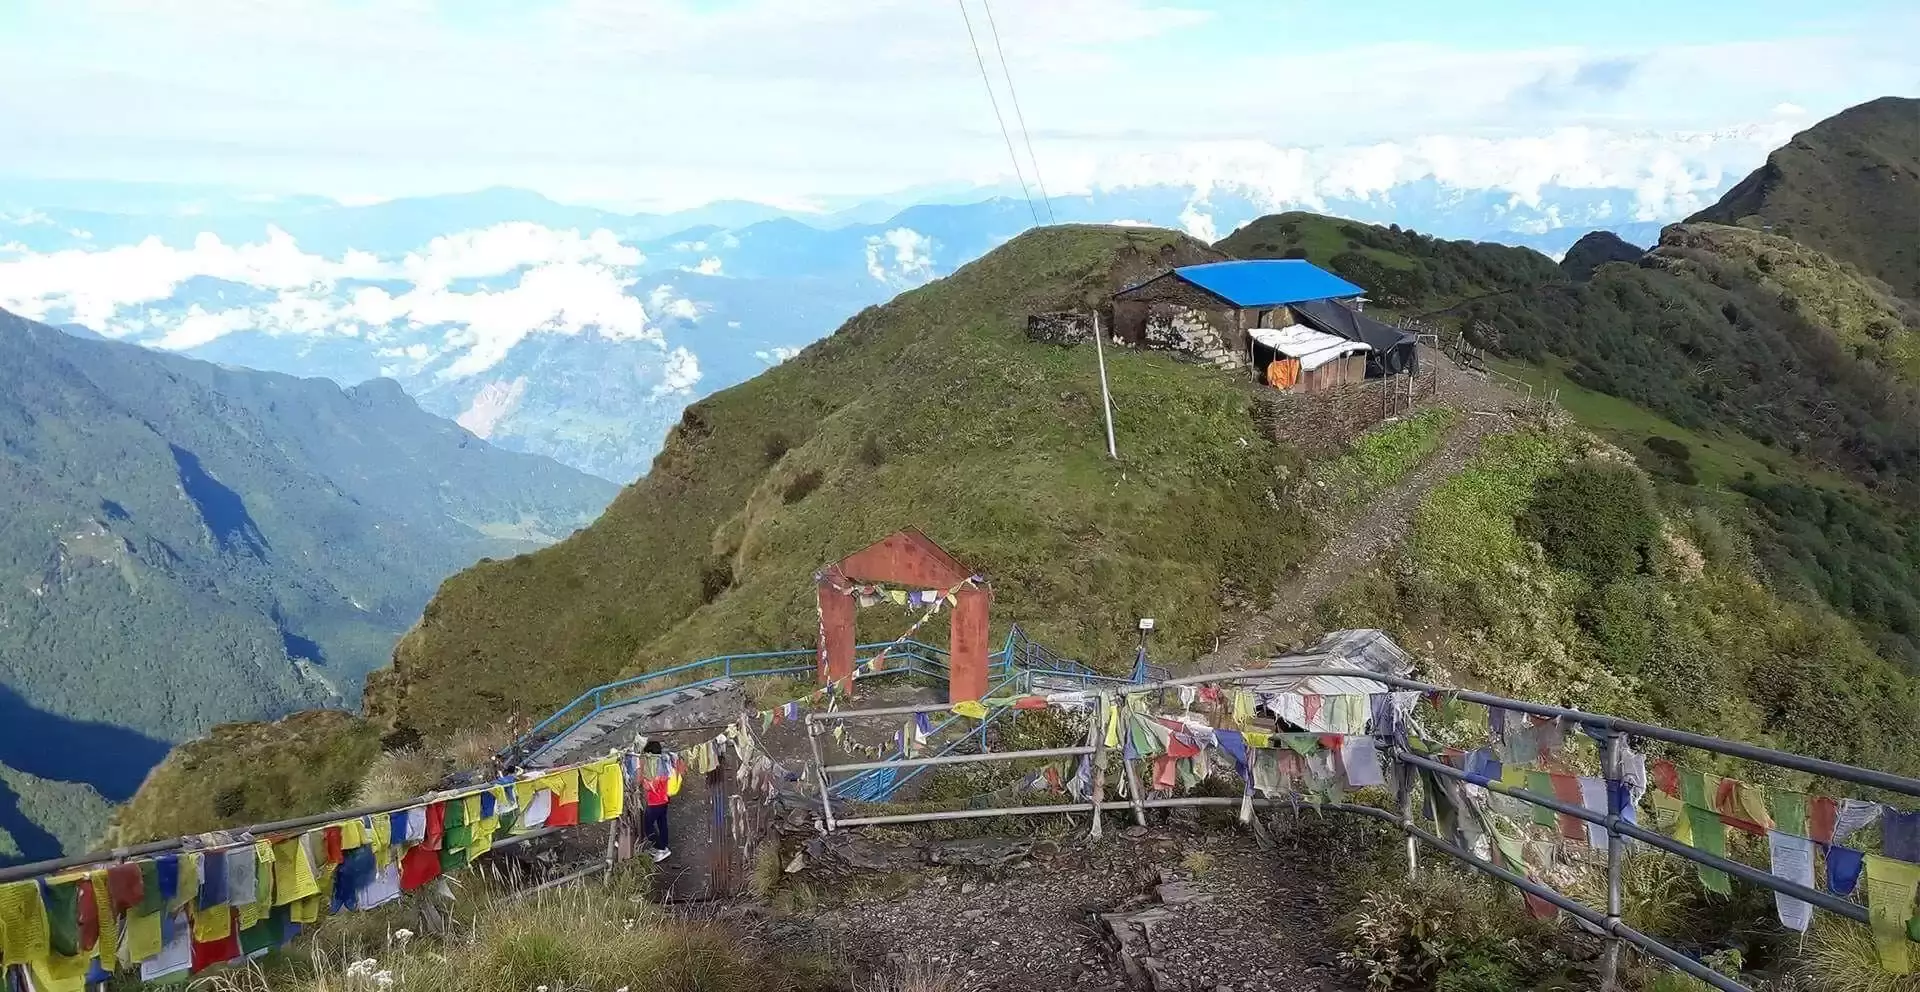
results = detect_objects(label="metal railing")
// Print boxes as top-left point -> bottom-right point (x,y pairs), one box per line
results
808,665 -> 1920,992
504,639 -> 985,766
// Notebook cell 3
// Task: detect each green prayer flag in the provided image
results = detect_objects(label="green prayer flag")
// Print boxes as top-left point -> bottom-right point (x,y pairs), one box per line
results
1281,734 -> 1320,756
442,797 -> 466,829
1680,768 -> 1709,809
43,879 -> 81,956
1685,805 -> 1732,895
439,843 -> 469,873
138,861 -> 165,915
1767,789 -> 1808,837
1910,914 -> 1920,943
1526,771 -> 1558,828
578,782 -> 603,824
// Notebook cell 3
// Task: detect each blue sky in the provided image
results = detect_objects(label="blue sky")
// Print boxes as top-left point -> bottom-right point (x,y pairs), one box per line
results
1,0 -> 1914,209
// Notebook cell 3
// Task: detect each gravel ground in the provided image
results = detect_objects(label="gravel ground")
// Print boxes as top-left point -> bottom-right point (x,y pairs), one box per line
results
775,814 -> 1368,992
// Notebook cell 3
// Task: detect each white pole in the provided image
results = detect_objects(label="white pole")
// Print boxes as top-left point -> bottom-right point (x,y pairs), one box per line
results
1092,311 -> 1118,459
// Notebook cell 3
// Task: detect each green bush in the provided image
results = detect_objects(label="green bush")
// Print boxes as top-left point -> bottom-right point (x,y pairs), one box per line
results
1518,460 -> 1660,589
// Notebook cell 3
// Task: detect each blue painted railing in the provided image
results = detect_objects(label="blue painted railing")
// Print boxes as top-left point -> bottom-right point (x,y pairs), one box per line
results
502,626 -> 1161,784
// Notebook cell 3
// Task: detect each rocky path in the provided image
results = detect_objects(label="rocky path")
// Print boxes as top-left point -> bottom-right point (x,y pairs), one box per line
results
1200,357 -> 1525,670
777,816 -> 1367,992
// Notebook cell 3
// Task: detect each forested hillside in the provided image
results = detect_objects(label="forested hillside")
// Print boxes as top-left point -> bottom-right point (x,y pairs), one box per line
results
0,311 -> 615,860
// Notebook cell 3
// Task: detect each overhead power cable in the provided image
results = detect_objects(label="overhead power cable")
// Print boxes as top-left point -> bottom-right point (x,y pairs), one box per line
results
979,0 -> 1055,224
955,0 -> 1042,228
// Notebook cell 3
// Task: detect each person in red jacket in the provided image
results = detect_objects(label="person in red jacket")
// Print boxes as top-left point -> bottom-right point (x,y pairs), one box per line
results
641,740 -> 672,862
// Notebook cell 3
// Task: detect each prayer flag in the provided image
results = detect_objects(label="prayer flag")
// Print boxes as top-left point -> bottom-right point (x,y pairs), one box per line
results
1828,843 -> 1866,896
1863,854 -> 1920,974
1883,806 -> 1920,864
1685,805 -> 1732,895
1766,790 -> 1808,838
1765,831 -> 1815,933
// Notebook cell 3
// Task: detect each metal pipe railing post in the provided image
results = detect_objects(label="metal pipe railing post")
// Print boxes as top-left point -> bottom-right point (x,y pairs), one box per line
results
1600,730 -> 1626,991
1394,728 -> 1418,878
804,715 -> 838,832
1087,693 -> 1110,840
1123,754 -> 1148,827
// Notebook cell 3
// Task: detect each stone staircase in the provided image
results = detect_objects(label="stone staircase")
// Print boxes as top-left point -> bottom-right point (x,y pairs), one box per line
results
532,678 -> 745,767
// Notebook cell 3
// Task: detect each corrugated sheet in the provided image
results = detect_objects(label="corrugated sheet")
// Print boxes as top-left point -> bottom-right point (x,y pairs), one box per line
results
1248,325 -> 1371,370
1172,260 -> 1365,308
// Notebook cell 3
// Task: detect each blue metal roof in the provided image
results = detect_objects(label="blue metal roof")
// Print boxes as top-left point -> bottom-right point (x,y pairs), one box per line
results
1172,260 -> 1364,307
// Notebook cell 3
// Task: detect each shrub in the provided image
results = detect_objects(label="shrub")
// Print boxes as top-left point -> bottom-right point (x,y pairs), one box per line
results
782,468 -> 824,504
1517,459 -> 1660,588
763,430 -> 792,463
699,556 -> 734,603
859,433 -> 887,467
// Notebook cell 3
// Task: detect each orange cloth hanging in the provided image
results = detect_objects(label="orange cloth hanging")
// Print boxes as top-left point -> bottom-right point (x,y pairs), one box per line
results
1266,358 -> 1301,390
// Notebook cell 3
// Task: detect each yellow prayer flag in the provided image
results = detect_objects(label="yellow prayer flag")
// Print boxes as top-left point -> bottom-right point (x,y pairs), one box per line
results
341,817 -> 364,850
0,879 -> 50,968
122,908 -> 162,964
271,838 -> 319,906
190,902 -> 232,943
89,870 -> 118,971
369,813 -> 391,870
1499,765 -> 1529,790
254,840 -> 275,905
1863,854 -> 1920,975
170,852 -> 199,912
28,950 -> 91,992
237,897 -> 267,931
599,760 -> 625,819
1245,730 -> 1272,749
289,894 -> 320,925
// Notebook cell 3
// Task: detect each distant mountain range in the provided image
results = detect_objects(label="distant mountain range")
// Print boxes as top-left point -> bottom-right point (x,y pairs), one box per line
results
0,309 -> 614,862
1,159 -> 1754,482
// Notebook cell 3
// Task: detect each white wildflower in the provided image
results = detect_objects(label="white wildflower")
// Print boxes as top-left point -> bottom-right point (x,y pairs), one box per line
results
391,928 -> 414,944
373,972 -> 394,988
536,985 -> 549,992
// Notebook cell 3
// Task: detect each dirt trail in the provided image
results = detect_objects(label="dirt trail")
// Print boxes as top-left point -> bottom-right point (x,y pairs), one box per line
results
1200,354 -> 1527,670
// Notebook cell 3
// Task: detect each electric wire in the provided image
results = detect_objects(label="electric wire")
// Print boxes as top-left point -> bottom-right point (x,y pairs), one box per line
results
955,0 -> 1042,227
979,0 -> 1055,224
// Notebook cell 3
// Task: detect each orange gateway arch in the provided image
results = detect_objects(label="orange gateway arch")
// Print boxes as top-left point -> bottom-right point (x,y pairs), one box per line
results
814,529 -> 993,703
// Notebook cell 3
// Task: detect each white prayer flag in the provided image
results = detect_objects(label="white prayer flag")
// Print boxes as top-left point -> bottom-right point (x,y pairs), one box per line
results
1341,735 -> 1386,788
1578,776 -> 1610,849
1766,830 -> 1816,933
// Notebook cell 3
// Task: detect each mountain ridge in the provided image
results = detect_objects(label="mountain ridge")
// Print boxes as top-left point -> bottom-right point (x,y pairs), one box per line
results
0,308 -> 614,862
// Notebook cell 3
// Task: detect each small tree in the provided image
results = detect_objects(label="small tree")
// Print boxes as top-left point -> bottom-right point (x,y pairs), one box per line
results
1518,460 -> 1660,588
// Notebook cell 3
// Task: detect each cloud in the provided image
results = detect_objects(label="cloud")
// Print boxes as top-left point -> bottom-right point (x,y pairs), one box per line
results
755,346 -> 801,364
0,222 -> 670,377
863,227 -> 935,287
651,347 -> 701,397
646,284 -> 699,322
455,376 -> 529,438
1176,201 -> 1216,243
1513,56 -> 1642,108
682,257 -> 722,275
13,0 -> 1905,209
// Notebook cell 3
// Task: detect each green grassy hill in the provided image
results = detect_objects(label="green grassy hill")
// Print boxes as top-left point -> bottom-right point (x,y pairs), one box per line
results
0,311 -> 614,862
1690,95 -> 1920,303
368,225 -> 1314,740
1215,210 -> 1562,310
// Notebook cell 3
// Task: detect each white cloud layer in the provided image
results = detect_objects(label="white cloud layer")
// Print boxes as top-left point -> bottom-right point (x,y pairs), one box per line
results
0,223 -> 669,378
5,0 -> 1909,208
652,346 -> 701,397
864,227 -> 936,287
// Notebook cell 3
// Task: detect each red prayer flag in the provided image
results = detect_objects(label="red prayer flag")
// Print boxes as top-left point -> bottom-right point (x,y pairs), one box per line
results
1549,773 -> 1587,844
1809,796 -> 1838,845
189,909 -> 240,973
76,876 -> 99,952
424,802 -> 446,850
1013,696 -> 1048,710
399,842 -> 442,891
1652,759 -> 1680,796
1304,695 -> 1324,724
323,825 -> 345,865
106,864 -> 144,913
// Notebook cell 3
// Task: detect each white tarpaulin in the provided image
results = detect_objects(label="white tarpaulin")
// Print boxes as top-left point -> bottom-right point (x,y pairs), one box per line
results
1249,325 -> 1370,371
